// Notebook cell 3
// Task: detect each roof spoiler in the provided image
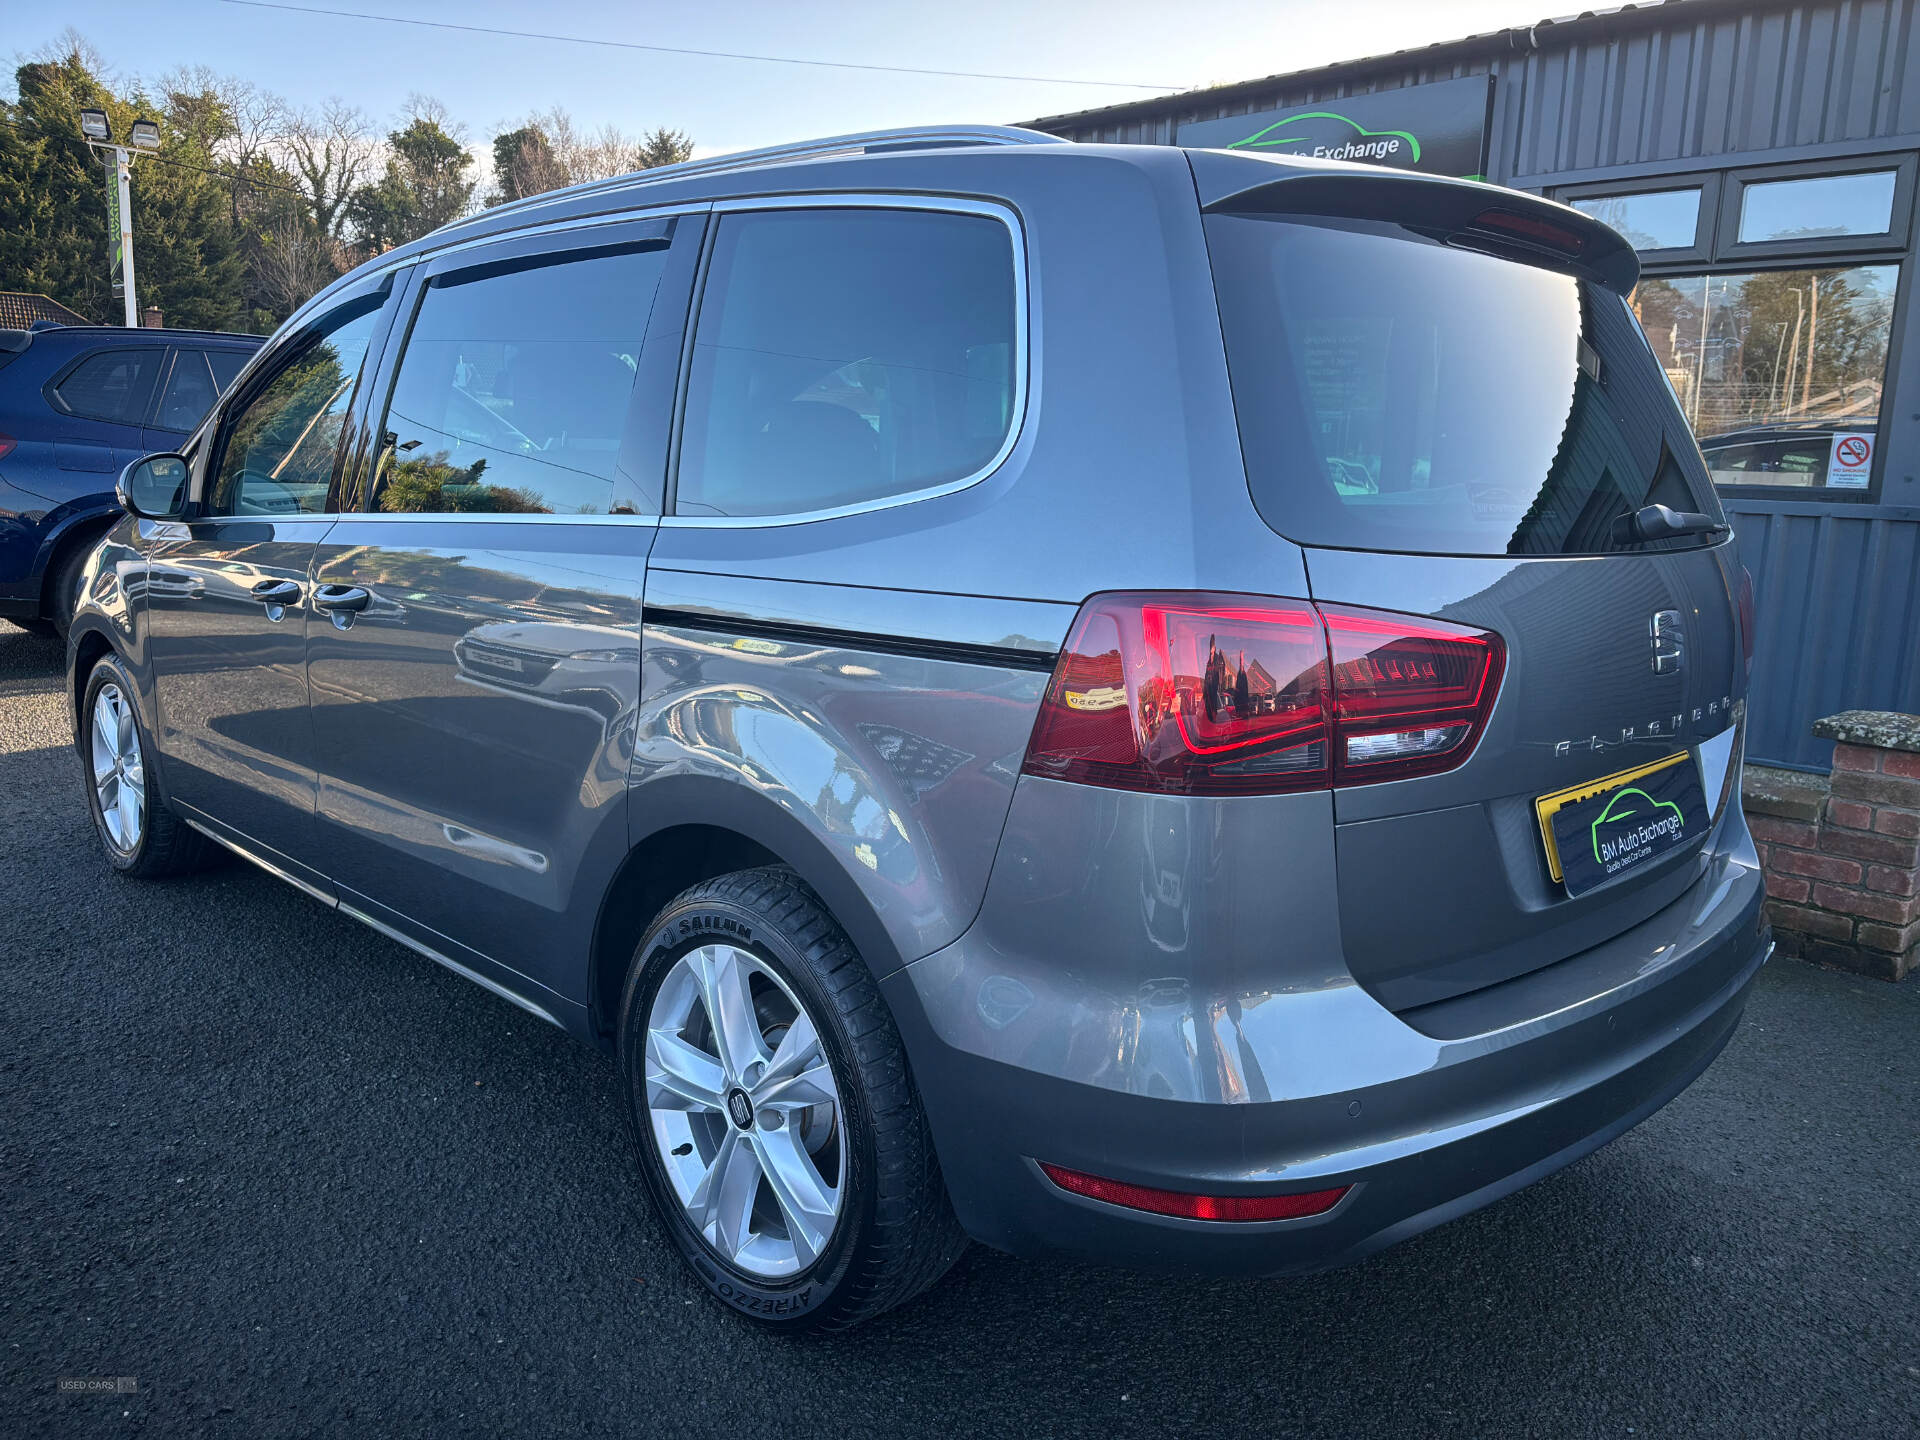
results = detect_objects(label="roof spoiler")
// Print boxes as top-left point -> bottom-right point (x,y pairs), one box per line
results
1188,149 -> 1639,294
0,328 -> 34,355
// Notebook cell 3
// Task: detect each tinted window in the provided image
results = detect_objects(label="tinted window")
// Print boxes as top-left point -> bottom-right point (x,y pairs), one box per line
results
207,349 -> 249,392
210,306 -> 380,516
367,246 -> 665,515
51,347 -> 163,424
155,351 -> 220,432
1206,214 -> 1722,556
676,208 -> 1017,519
1569,188 -> 1701,252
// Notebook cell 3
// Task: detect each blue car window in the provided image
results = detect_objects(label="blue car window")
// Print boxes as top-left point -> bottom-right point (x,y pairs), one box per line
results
49,347 -> 164,425
155,351 -> 219,433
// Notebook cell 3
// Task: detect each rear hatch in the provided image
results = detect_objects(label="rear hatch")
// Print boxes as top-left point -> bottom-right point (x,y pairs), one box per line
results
1197,156 -> 1748,1013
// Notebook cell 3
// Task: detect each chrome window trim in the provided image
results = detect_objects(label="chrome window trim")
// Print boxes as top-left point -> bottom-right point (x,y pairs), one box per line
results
245,511 -> 663,526
663,191 -> 1031,530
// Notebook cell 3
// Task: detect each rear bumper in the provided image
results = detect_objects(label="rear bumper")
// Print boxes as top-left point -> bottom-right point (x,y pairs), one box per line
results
884,787 -> 1768,1275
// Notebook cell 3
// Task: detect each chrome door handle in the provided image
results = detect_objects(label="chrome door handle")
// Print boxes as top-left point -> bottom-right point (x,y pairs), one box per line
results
311,585 -> 371,613
250,579 -> 302,605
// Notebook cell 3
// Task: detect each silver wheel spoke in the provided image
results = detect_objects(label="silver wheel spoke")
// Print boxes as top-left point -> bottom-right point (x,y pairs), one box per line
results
691,1130 -> 761,1257
645,1028 -> 727,1112
692,945 -> 768,1076
751,1128 -> 836,1268
752,1014 -> 834,1111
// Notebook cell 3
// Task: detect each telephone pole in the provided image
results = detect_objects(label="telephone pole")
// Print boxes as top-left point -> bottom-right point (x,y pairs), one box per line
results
77,110 -> 159,328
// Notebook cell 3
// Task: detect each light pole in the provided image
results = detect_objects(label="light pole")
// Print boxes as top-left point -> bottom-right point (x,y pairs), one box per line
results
77,109 -> 159,329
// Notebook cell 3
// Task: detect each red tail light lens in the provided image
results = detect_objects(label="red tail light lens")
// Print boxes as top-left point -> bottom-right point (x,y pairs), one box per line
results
1039,1162 -> 1350,1222
1022,593 -> 1503,795
1322,604 -> 1505,783
0,433 -> 15,460
1743,568 -> 1758,679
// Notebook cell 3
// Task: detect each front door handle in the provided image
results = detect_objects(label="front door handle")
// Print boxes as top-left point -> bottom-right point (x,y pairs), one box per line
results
251,578 -> 301,606
311,584 -> 372,613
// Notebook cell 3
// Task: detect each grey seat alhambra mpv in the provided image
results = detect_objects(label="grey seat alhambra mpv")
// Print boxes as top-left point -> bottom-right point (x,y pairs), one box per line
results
70,125 -> 1768,1330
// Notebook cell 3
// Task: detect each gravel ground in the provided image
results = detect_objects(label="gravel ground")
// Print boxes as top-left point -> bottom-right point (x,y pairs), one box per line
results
3,617 -> 1918,1438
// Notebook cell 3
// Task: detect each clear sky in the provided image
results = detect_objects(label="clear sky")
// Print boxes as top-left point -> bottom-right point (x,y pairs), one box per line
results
7,0 -> 1555,156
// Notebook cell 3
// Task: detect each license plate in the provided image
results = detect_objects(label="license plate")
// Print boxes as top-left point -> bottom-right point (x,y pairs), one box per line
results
1535,752 -> 1710,897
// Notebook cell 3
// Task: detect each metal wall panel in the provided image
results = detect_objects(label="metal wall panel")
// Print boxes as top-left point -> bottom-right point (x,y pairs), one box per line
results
1728,499 -> 1920,769
1040,2 -> 1920,180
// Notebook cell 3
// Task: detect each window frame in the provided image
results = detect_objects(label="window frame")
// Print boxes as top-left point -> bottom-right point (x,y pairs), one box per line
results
347,212 -> 687,520
662,192 -> 1031,529
1716,155 -> 1916,264
1557,172 -> 1719,265
43,345 -> 167,426
1555,157 -> 1917,506
196,281 -> 393,521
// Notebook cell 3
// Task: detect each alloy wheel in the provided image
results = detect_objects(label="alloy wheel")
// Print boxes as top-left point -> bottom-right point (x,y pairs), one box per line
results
90,683 -> 145,853
644,943 -> 844,1278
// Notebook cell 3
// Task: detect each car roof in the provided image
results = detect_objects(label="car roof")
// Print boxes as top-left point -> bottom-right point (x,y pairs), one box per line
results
24,325 -> 264,346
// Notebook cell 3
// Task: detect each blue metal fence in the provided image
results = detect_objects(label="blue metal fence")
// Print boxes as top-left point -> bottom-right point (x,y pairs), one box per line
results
1729,498 -> 1920,770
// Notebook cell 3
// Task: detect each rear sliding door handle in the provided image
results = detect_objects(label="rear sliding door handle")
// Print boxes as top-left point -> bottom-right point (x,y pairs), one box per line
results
311,585 -> 371,613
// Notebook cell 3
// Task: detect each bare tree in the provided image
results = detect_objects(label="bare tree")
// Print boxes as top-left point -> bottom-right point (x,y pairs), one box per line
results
285,98 -> 375,238
253,215 -> 342,314
485,108 -> 694,205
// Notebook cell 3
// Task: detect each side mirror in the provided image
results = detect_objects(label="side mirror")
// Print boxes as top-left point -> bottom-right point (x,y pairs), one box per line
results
118,453 -> 190,520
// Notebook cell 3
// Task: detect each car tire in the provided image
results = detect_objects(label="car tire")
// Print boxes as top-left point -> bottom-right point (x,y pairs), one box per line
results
79,653 -> 212,878
618,866 -> 967,1331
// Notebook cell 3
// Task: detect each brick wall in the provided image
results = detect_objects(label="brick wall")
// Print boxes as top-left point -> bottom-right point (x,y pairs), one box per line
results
1746,712 -> 1920,982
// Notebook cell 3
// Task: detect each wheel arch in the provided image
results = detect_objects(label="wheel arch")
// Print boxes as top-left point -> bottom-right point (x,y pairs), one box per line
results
588,774 -> 913,1052
34,504 -> 120,617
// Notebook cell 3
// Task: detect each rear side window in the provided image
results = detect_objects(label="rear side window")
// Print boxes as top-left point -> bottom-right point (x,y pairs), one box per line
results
155,351 -> 221,432
207,349 -> 249,392
1206,214 -> 1723,556
368,245 -> 666,515
49,347 -> 164,424
676,207 -> 1018,520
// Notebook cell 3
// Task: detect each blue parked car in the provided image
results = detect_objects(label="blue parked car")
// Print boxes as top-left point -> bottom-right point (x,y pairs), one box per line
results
0,323 -> 262,635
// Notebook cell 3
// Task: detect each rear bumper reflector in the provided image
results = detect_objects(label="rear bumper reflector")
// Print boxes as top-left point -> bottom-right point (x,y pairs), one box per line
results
1039,1162 -> 1351,1222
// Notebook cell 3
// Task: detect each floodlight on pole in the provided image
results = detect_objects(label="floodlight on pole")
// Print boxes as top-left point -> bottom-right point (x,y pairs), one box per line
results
78,110 -> 145,328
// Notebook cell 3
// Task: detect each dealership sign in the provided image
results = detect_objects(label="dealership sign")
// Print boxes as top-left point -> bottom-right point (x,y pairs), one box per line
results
1176,75 -> 1494,180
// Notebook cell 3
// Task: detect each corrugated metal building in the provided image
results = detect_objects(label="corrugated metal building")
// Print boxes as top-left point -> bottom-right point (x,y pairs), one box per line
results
1031,0 -> 1920,771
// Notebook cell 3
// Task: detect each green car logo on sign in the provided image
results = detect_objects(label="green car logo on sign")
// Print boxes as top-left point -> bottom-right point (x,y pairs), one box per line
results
1227,112 -> 1423,166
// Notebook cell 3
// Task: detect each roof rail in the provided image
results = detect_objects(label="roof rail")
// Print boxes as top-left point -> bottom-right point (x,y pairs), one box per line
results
444,124 -> 1066,234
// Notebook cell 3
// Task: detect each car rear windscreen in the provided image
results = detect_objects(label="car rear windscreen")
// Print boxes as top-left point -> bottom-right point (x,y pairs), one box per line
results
1206,213 -> 1724,556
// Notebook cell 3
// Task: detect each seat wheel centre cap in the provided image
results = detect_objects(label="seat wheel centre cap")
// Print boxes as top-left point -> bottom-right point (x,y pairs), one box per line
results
726,1087 -> 754,1129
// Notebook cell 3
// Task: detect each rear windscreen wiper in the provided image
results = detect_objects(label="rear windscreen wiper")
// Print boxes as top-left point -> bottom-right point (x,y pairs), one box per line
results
1615,503 -> 1729,545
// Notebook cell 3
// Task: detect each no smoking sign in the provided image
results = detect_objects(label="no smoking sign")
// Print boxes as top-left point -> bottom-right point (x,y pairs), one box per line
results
1828,432 -> 1874,488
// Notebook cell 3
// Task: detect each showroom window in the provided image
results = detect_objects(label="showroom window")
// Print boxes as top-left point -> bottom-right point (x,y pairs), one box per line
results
1559,156 -> 1913,497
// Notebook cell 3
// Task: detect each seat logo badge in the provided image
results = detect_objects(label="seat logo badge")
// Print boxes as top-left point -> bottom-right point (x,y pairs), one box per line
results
1650,610 -> 1684,675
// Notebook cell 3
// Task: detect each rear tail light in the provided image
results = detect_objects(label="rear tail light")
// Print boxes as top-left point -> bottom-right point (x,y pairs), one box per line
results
1736,566 -> 1755,677
0,433 -> 15,460
1022,592 -> 1503,795
1039,1162 -> 1350,1222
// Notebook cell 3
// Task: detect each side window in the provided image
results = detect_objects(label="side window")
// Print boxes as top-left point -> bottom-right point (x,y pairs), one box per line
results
209,305 -> 380,517
206,348 -> 249,393
50,347 -> 164,424
155,351 -> 220,433
676,207 -> 1018,519
367,245 -> 666,515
